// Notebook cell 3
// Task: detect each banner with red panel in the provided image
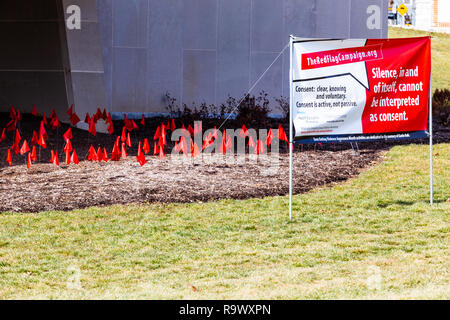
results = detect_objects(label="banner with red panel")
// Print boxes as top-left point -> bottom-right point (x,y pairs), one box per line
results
291,37 -> 431,143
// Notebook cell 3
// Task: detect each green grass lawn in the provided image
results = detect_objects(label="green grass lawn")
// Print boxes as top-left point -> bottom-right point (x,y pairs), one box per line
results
0,143 -> 448,299
389,27 -> 450,90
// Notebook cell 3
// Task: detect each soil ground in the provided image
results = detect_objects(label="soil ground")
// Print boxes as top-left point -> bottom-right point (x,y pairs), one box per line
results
0,114 -> 448,213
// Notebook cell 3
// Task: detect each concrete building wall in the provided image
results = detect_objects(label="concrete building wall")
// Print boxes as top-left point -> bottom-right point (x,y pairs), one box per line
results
0,0 -> 388,117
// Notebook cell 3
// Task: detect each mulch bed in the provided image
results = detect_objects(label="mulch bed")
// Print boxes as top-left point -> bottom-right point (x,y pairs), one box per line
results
0,114 -> 448,213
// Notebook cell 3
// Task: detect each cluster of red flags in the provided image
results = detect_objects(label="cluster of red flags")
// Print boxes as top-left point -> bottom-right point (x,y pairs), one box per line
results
2,104 -> 290,168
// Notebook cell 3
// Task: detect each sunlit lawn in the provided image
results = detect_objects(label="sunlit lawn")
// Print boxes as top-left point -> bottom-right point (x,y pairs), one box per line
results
0,144 -> 448,299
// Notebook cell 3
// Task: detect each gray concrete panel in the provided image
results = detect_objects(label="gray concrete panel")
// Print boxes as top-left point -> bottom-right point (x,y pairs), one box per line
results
147,0 -> 183,112
250,52 -> 283,103
350,0 -> 388,38
112,47 -> 147,112
71,72 -> 107,116
183,50 -> 216,106
113,0 -> 148,48
251,0 -> 284,53
182,0 -> 218,50
315,0 -> 351,38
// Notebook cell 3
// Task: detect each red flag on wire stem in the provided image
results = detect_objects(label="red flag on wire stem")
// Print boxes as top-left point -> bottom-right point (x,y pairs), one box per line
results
191,141 -> 200,158
51,115 -> 61,130
65,149 -> 71,165
38,133 -> 47,149
153,141 -> 159,155
64,140 -> 73,153
154,126 -> 161,141
84,112 -> 90,124
70,112 -> 81,126
20,140 -> 30,155
71,149 -> 79,164
143,138 -> 150,154
31,146 -> 37,162
239,124 -> 249,138
187,124 -> 194,137
171,118 -> 176,131
39,121 -> 48,139
0,128 -> 6,143
278,124 -> 288,143
121,127 -> 126,142
49,108 -> 56,121
107,121 -> 114,135
31,105 -> 38,116
121,142 -> 127,159
67,105 -> 73,116
63,128 -> 73,142
31,131 -> 39,145
14,128 -> 21,146
126,132 -> 132,148
136,141 -> 147,166
103,147 -> 109,162
42,112 -> 47,125
141,114 -> 145,127
6,118 -> 17,132
97,147 -> 103,162
159,145 -> 165,159
131,120 -> 139,131
88,145 -> 98,162
51,150 -> 59,166
27,153 -> 32,169
88,117 -> 97,136
11,142 -> 20,155
266,128 -> 273,147
248,135 -> 256,148
6,149 -> 12,166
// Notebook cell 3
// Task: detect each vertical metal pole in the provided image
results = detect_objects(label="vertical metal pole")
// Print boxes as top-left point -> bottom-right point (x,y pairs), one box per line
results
429,73 -> 433,205
289,35 -> 294,221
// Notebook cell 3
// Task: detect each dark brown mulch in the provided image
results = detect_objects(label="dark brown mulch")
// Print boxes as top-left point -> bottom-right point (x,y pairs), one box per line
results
0,113 -> 448,213
0,150 -> 382,213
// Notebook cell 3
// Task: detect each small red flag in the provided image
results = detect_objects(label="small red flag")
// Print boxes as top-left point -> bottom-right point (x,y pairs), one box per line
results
154,126 -> 161,140
97,147 -> 103,162
88,117 -> 97,136
191,142 -> 200,158
102,109 -> 107,121
248,135 -> 256,148
38,133 -> 47,149
126,132 -> 132,148
136,141 -> 147,166
141,114 -> 145,127
64,140 -> 73,153
121,127 -> 127,142
42,112 -> 47,125
14,129 -> 21,147
103,147 -> 109,162
266,128 -> 273,147
84,112 -> 90,124
278,124 -> 288,143
6,149 -> 12,166
131,120 -> 139,131
121,142 -> 127,159
143,138 -> 150,154
51,151 -> 59,166
39,121 -> 48,139
153,141 -> 159,155
31,145 -> 37,162
71,149 -> 79,164
20,140 -> 30,155
67,105 -> 73,116
17,110 -> 22,121
63,128 -> 73,142
171,118 -> 176,131
49,108 -> 56,121
27,153 -> 32,169
107,121 -> 114,135
65,149 -> 71,165
187,124 -> 194,137
51,115 -> 61,130
159,145 -> 165,159
0,128 -> 6,143
88,145 -> 98,162
70,112 -> 81,126
31,130 -> 39,145
31,104 -> 38,116
239,124 -> 249,138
